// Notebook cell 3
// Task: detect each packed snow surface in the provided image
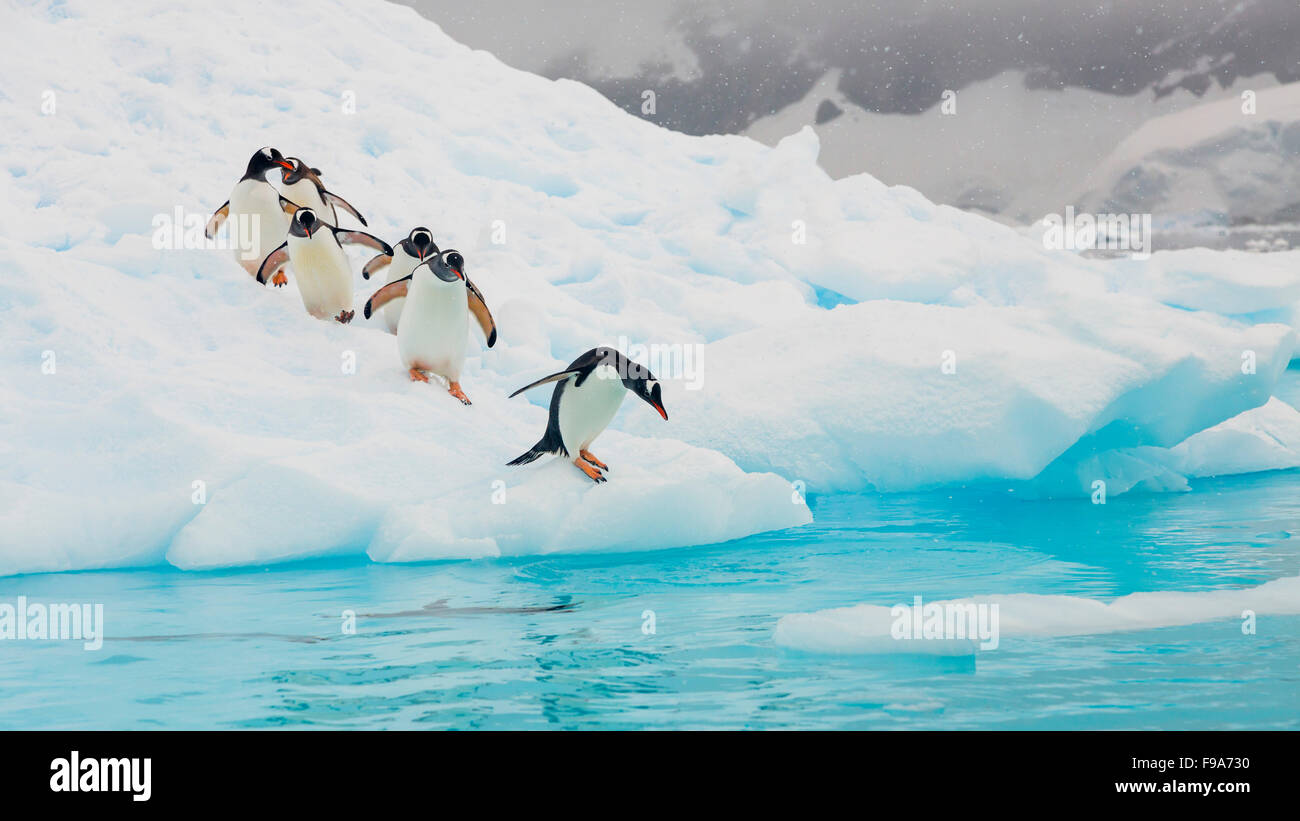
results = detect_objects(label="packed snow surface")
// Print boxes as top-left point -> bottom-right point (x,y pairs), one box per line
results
3,0 -> 1300,575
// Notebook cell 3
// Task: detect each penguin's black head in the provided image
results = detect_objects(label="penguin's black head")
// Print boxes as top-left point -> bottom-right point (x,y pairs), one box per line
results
446,251 -> 464,277
292,207 -> 321,237
429,249 -> 465,283
620,360 -> 668,421
407,227 -> 437,261
245,146 -> 292,181
281,157 -> 323,186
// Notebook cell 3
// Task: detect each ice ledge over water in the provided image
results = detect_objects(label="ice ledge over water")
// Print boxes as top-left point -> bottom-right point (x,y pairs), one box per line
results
167,436 -> 808,570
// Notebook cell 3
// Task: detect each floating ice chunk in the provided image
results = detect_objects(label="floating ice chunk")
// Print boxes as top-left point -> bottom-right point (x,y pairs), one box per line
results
775,575 -> 1300,655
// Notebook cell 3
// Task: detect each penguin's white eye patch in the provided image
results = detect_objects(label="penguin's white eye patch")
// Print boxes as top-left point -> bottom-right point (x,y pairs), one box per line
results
259,147 -> 273,158
646,380 -> 660,392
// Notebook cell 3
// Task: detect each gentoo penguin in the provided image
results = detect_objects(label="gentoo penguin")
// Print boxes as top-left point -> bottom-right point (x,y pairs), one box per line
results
506,347 -> 667,483
362,248 -> 497,404
277,158 -> 368,227
205,147 -> 300,281
361,227 -> 439,334
257,208 -> 392,323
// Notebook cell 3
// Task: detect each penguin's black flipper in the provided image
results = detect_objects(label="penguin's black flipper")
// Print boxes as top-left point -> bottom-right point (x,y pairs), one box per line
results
508,347 -> 613,397
508,369 -> 580,398
362,252 -> 392,280
465,278 -> 497,348
205,201 -> 229,240
323,191 -> 367,226
256,242 -> 290,285
363,274 -> 413,319
336,229 -> 392,256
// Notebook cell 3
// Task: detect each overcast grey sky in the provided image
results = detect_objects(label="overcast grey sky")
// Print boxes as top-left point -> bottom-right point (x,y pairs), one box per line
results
394,0 -> 1300,230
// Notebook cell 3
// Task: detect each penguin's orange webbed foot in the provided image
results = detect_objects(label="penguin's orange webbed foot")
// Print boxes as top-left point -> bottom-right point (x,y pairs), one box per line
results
271,271 -> 288,287
580,449 -> 609,472
335,309 -> 355,324
575,458 -> 607,483
448,382 -> 472,405
409,368 -> 431,383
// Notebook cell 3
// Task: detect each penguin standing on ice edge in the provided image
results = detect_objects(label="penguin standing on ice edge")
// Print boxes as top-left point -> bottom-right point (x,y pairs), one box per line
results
257,208 -> 391,323
507,347 -> 668,483
363,248 -> 497,404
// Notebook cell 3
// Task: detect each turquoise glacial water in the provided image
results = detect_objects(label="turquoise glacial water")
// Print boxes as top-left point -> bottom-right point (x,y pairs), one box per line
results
1,467 -> 1298,729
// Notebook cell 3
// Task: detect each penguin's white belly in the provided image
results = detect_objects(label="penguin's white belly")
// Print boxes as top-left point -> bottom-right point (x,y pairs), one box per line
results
397,280 -> 468,380
559,368 -> 626,453
382,253 -> 420,334
280,179 -> 336,224
229,180 -> 289,275
289,236 -> 353,319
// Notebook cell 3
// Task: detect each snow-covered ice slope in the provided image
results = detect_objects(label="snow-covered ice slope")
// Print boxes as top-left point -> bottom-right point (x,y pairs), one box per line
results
0,0 -> 1297,575
774,575 -> 1300,655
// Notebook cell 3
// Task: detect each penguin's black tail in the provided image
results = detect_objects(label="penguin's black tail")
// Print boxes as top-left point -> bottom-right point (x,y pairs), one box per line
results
507,433 -> 567,466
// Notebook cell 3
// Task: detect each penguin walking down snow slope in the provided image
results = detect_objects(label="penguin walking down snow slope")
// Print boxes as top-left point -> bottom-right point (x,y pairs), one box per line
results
257,208 -> 392,323
506,347 -> 668,483
205,147 -> 300,280
362,248 -> 497,404
361,227 -> 439,334
276,157 -> 369,227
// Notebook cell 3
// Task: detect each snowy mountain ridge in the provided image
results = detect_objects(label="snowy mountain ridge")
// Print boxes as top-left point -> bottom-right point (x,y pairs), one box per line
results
1072,81 -> 1300,226
744,68 -> 1289,226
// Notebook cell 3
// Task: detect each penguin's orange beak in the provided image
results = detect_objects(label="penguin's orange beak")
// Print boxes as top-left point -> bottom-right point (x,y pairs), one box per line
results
454,267 -> 464,280
653,401 -> 667,420
276,160 -> 293,170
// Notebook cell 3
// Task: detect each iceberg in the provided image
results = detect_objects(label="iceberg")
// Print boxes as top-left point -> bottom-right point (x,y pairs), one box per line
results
1,0 -> 1298,575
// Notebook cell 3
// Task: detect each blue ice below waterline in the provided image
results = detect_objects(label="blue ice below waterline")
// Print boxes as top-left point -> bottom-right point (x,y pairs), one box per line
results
1,467 -> 1298,730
